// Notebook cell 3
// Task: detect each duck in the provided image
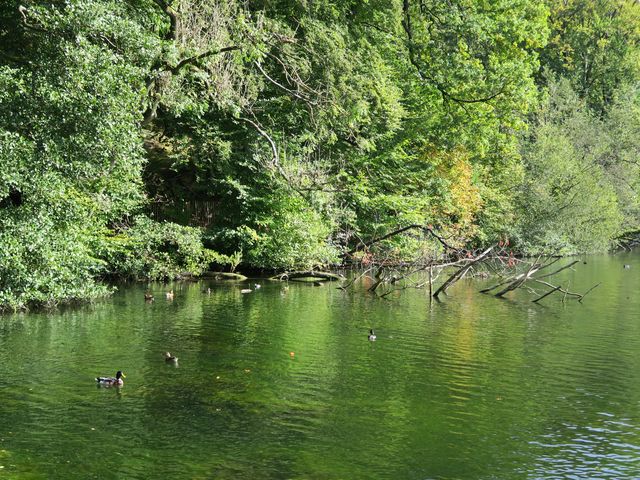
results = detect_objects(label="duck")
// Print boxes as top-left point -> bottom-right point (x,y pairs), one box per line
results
144,292 -> 154,301
624,264 -> 631,269
254,284 -> 261,289
368,329 -> 377,341
166,289 -> 174,300
96,371 -> 125,386
241,288 -> 252,294
164,352 -> 178,362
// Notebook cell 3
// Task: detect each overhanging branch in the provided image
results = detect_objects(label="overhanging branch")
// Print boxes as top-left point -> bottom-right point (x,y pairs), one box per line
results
348,224 -> 461,255
401,0 -> 507,105
170,46 -> 240,74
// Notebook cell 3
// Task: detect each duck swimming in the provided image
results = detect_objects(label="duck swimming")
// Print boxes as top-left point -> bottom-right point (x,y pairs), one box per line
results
96,371 -> 125,386
164,352 -> 178,362
144,292 -> 154,301
166,290 -> 174,300
368,329 -> 377,341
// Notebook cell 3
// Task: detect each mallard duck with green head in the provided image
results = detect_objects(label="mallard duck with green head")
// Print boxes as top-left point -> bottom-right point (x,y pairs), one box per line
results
96,371 -> 125,386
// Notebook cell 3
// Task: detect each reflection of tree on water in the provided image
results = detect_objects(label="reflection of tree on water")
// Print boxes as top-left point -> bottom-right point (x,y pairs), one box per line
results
1,258 -> 640,478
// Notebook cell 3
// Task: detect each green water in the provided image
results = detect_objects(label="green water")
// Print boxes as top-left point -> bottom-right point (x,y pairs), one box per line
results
1,254 -> 640,479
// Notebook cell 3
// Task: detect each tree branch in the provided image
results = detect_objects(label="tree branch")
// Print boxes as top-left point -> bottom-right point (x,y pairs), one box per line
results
401,0 -> 507,105
536,260 -> 579,279
240,117 -> 280,169
253,61 -> 317,105
494,256 -> 542,297
348,224 -> 461,255
433,246 -> 494,298
239,116 -> 303,194
153,0 -> 179,41
532,285 -> 561,303
170,46 -> 240,74
531,279 -> 583,299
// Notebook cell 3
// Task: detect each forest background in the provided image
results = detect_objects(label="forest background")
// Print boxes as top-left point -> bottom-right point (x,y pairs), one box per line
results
1,0 -> 639,310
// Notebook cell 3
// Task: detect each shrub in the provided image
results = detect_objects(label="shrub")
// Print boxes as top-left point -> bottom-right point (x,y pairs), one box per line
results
99,216 -> 231,280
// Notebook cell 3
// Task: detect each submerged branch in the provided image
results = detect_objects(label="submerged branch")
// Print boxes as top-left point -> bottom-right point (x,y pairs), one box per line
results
578,282 -> 601,302
531,279 -> 583,298
532,285 -> 562,303
494,257 -> 542,297
270,271 -> 344,282
433,246 -> 494,298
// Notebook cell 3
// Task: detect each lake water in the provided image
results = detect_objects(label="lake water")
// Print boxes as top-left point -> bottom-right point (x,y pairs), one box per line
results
1,254 -> 640,479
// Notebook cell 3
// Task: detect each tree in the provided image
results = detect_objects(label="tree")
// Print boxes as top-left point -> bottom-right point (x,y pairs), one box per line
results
515,77 -> 623,253
541,0 -> 640,115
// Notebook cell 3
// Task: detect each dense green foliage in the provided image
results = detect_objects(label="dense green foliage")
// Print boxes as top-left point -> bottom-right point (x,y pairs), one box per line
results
515,77 -> 624,253
1,0 -> 639,309
98,216 -> 230,280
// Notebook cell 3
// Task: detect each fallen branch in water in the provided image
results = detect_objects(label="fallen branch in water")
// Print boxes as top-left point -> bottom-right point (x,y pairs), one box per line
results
480,255 -> 597,303
494,255 -> 543,297
432,246 -> 494,299
201,271 -> 247,281
339,223 -> 600,305
270,271 -> 344,282
532,285 -> 561,303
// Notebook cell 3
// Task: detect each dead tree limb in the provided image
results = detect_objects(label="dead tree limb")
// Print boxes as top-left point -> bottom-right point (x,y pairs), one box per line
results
494,256 -> 542,297
532,285 -> 562,303
348,224 -> 460,255
578,283 -> 601,302
433,246 -> 494,298
270,271 -> 344,282
253,61 -> 316,105
537,260 -> 579,279
338,267 -> 373,290
239,117 -> 283,175
368,266 -> 385,293
481,255 -> 598,303
479,277 -> 515,294
531,279 -> 583,298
